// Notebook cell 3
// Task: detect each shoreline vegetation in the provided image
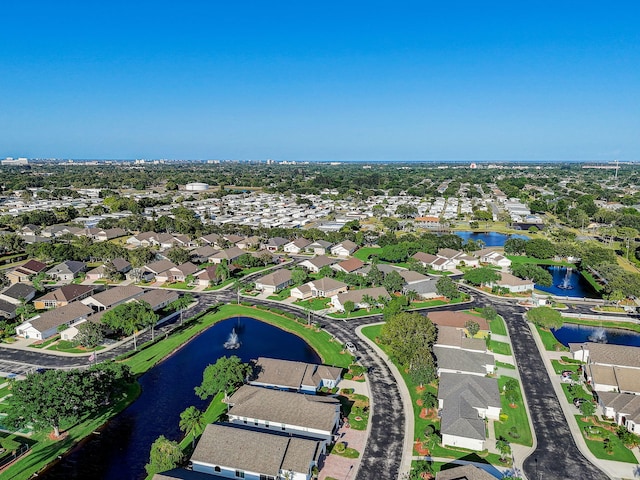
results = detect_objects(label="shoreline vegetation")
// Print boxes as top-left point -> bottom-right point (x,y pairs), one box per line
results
4,303 -> 350,480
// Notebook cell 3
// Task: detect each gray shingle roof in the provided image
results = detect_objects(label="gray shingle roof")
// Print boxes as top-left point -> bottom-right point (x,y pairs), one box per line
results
191,423 -> 320,477
1,283 -> 36,301
28,302 -> 93,332
228,385 -> 339,433
434,346 -> 494,375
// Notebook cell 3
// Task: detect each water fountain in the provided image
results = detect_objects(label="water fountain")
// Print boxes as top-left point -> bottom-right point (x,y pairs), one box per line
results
557,266 -> 574,290
223,328 -> 241,349
588,327 -> 607,343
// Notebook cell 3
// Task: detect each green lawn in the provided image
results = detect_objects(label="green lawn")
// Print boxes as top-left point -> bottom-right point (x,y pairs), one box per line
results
353,246 -> 382,261
489,340 -> 512,356
162,281 -> 194,290
535,326 -> 568,351
581,271 -> 605,293
494,377 -> 533,446
495,361 -> 516,370
361,324 -> 502,464
293,297 -> 331,311
575,416 -> 638,463
562,317 -> 640,334
551,360 -> 581,375
328,307 -> 384,319
488,317 -> 507,336
506,255 -> 571,266
267,287 -> 292,301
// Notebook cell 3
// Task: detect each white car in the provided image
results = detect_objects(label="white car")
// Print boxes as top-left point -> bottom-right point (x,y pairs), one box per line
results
345,342 -> 357,354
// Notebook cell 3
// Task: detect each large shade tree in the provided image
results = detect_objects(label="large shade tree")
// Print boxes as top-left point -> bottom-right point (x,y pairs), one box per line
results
195,355 -> 252,400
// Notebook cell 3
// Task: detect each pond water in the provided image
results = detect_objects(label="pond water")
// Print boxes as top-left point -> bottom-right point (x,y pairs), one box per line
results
534,266 -> 600,298
453,231 -> 529,247
40,317 -> 321,480
552,323 -> 640,348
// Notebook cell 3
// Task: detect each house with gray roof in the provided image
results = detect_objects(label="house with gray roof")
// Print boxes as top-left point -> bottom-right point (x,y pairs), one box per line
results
298,256 -> 337,274
254,269 -> 293,295
438,373 -> 501,451
283,238 -> 312,254
16,301 -> 93,340
227,385 -> 340,442
190,423 -> 321,480
598,392 -> 640,435
306,240 -> 333,255
249,357 -> 342,394
436,464 -> 499,480
81,285 -> 145,312
46,260 -> 86,282
436,326 -> 487,353
433,345 -> 495,377
331,286 -> 390,312
137,289 -> 179,312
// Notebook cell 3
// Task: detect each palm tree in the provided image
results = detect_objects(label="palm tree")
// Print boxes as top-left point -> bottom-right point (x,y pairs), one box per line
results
405,290 -> 418,303
16,298 -> 35,323
179,406 -> 204,449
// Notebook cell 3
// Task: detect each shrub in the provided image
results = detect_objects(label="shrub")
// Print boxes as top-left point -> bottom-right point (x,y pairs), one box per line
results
343,373 -> 353,380
334,442 -> 346,453
341,388 -> 354,394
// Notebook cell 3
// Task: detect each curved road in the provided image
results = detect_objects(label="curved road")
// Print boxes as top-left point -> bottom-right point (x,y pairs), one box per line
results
0,287 -> 618,480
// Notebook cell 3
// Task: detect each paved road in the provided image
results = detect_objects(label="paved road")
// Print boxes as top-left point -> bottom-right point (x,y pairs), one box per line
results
484,299 -> 610,480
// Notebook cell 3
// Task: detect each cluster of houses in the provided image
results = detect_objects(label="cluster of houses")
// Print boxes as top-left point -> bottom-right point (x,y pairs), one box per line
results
154,357 -> 343,480
571,342 -> 640,435
430,311 -> 501,451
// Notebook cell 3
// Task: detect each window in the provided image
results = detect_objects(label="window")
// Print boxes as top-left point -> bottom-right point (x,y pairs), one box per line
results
235,470 -> 245,479
214,466 -> 221,473
265,421 -> 269,428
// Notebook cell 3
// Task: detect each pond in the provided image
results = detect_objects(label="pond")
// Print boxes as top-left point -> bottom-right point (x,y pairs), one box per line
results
552,323 -> 640,348
453,231 -> 529,247
40,317 -> 321,480
534,266 -> 600,299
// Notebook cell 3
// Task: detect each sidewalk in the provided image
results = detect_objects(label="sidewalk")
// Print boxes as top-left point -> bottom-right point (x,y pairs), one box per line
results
529,321 -> 640,480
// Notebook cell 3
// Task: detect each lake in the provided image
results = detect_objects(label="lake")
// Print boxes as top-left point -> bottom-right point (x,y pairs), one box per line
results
534,266 -> 600,298
40,317 -> 321,480
552,323 -> 640,348
454,231 -> 529,247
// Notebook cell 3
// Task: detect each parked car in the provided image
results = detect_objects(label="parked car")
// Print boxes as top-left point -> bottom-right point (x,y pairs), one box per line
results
345,341 -> 357,354
573,397 -> 586,408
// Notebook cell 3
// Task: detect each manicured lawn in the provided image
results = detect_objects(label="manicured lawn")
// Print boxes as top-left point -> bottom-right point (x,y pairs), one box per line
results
575,415 -> 638,464
580,271 -> 605,293
205,278 -> 234,291
46,341 -> 104,354
329,307 -> 384,319
560,383 -> 592,404
2,381 -> 141,480
488,316 -> 507,336
494,377 -> 533,447
562,317 -> 640,334
489,340 -> 512,356
162,281 -> 194,290
535,326 -> 568,351
506,255 -> 571,267
551,360 -> 581,375
267,287 -> 292,301
338,393 -> 369,431
293,297 -> 331,311
353,246 -> 382,262
361,324 -> 502,464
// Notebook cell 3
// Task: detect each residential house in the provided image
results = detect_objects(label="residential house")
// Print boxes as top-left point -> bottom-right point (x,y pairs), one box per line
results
190,245 -> 219,264
81,285 -> 145,312
428,311 -> 490,332
210,246 -> 245,265
95,228 -> 127,242
46,260 -> 86,282
140,260 -> 177,282
254,270 -> 293,295
227,385 -> 340,442
283,238 -> 312,254
193,265 -> 239,288
437,373 -> 501,451
298,256 -> 337,274
331,286 -> 390,312
262,237 -> 289,252
249,357 -> 342,394
435,326 -> 487,353
437,248 -> 480,268
16,302 -> 93,340
415,216 -> 442,230
598,392 -> 640,435
330,240 -> 357,257
236,235 -> 261,250
157,262 -> 198,284
137,289 -> 180,311
34,284 -> 97,310
198,233 -> 222,247
411,252 -> 454,272
332,258 -> 364,274
571,343 -> 640,395
126,231 -> 158,248
0,284 -> 36,319
85,258 -> 131,281
476,248 -> 512,269
435,464 -> 499,480
6,259 -> 47,284
433,346 -> 495,377
291,278 -> 347,300
488,272 -> 534,293
190,423 -> 322,480
306,240 -> 332,255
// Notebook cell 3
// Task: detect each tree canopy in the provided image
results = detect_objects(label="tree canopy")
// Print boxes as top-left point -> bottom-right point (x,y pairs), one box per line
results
195,355 -> 252,400
463,267 -> 500,286
380,312 -> 437,378
526,306 -> 563,330
145,435 -> 184,476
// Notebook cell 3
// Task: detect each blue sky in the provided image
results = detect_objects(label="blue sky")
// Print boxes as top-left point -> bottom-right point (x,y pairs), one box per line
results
1,1 -> 638,161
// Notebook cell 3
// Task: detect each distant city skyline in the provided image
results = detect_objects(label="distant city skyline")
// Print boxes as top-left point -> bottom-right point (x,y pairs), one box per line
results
1,1 -> 638,161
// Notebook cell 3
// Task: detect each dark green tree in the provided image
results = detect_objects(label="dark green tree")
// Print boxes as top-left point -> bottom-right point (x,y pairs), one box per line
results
195,355 -> 252,400
145,436 -> 184,476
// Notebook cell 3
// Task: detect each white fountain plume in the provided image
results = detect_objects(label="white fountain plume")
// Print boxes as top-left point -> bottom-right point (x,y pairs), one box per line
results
223,327 -> 241,349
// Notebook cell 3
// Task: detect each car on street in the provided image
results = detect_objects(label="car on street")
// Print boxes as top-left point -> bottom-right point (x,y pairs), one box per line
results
573,397 -> 587,408
345,341 -> 357,354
